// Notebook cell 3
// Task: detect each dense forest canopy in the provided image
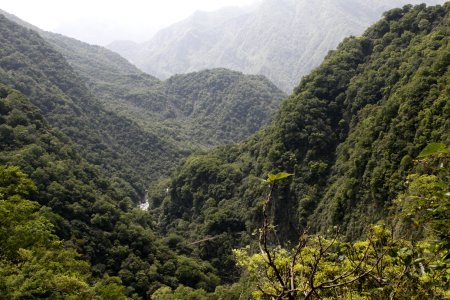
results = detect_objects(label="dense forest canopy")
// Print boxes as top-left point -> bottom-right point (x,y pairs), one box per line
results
0,12 -> 285,200
148,1 -> 450,283
0,2 -> 449,299
0,9 -> 285,299
40,31 -> 286,149
0,85 -> 226,298
0,14 -> 181,200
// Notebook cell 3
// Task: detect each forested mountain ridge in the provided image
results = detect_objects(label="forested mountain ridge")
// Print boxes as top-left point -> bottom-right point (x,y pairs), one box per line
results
0,14 -> 181,200
156,69 -> 285,147
0,8 -> 160,90
108,0 -> 445,92
0,12 -> 285,298
148,3 -> 450,277
0,11 -> 284,200
41,30 -> 161,90
1,2 -> 449,299
0,84 -> 225,298
39,30 -> 286,148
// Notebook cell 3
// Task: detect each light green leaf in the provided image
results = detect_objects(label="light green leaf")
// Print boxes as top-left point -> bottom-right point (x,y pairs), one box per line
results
417,143 -> 449,158
267,172 -> 293,183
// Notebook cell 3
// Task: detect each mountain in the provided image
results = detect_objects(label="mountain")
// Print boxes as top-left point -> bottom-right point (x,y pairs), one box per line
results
0,84 -> 223,297
148,2 -> 450,277
0,14 -> 182,200
108,0 -> 445,92
0,11 -> 285,199
1,2 -> 449,299
0,9 -> 286,149
0,13 -> 285,296
37,28 -> 285,149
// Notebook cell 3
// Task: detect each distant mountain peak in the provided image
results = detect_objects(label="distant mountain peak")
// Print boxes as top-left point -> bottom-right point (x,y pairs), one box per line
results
107,0 -> 446,92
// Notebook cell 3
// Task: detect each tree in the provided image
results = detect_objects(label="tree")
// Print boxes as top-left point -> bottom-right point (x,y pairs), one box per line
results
234,163 -> 450,299
0,165 -> 129,299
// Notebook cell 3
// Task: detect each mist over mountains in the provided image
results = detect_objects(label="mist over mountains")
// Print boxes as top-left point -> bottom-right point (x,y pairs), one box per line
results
108,0 -> 444,92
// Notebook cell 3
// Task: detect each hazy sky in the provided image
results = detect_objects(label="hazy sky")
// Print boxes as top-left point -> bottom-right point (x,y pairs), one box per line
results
1,0 -> 260,45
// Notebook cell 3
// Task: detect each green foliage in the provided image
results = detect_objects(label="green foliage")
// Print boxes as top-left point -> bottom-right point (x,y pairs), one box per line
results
234,147 -> 449,299
0,165 -> 36,200
417,142 -> 450,158
266,172 -> 293,184
149,281 -> 254,300
151,285 -> 211,300
0,165 -> 129,299
0,14 -> 181,200
150,3 -> 450,281
394,143 -> 450,249
235,225 -> 450,299
0,86 -> 221,297
0,167 -> 52,261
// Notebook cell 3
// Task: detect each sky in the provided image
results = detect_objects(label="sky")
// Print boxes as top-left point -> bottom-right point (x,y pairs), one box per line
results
1,0 -> 260,45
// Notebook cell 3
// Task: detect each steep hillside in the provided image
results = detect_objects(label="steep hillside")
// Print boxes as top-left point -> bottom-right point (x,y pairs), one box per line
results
41,30 -> 161,89
148,3 -> 450,276
161,69 -> 284,145
0,14 -> 182,199
108,0 -> 444,92
0,8 -> 286,194
37,29 -> 285,148
0,84 -> 222,297
0,14 -> 285,296
0,8 -> 159,88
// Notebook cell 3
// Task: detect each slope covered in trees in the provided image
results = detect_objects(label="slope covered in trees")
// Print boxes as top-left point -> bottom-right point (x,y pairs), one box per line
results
0,165 -> 129,299
39,31 -> 286,149
0,14 -> 180,200
0,84 -> 226,298
1,2 -> 449,299
0,12 -> 285,298
108,0 -> 444,92
0,11 -> 285,198
148,3 -> 450,278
